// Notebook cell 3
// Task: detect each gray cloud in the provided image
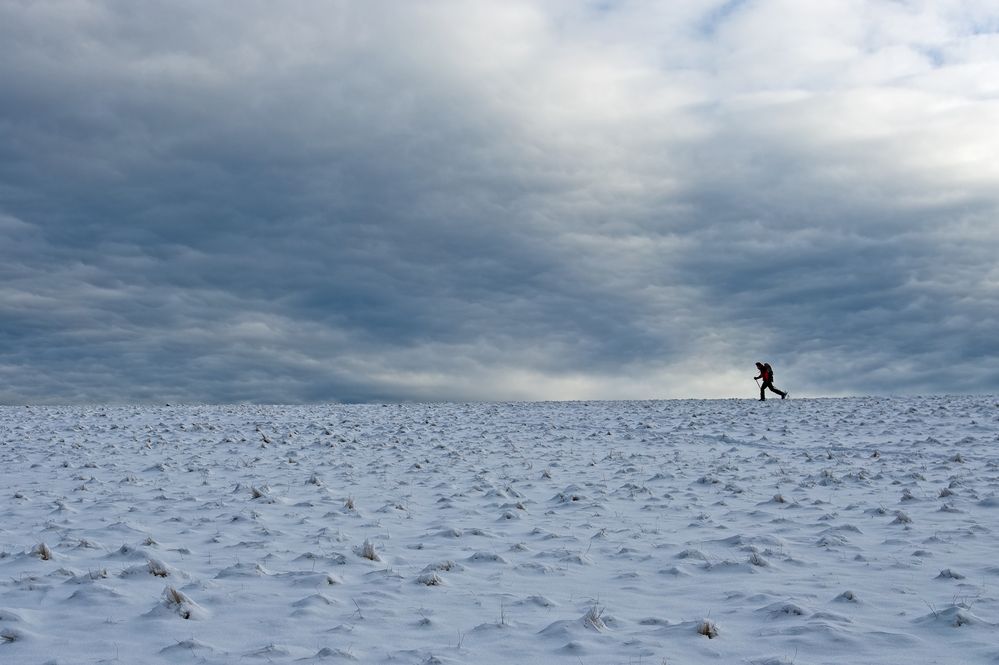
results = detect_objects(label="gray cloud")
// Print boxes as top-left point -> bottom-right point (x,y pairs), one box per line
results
1,0 -> 997,403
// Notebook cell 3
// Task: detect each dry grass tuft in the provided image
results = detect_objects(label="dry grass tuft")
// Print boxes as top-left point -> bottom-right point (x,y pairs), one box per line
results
583,605 -> 607,632
33,543 -> 53,560
164,586 -> 189,606
148,559 -> 170,577
892,511 -> 913,524
697,619 -> 719,638
417,572 -> 444,586
163,586 -> 199,620
359,539 -> 380,561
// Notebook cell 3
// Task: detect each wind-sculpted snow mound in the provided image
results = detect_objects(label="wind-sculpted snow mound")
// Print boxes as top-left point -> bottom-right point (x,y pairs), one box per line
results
1,396 -> 998,664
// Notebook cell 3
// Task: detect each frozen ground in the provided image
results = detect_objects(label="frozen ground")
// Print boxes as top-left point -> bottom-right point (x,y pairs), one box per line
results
1,396 -> 998,665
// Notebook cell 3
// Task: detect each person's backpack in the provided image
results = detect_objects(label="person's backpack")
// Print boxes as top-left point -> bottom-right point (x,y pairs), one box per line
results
763,363 -> 773,381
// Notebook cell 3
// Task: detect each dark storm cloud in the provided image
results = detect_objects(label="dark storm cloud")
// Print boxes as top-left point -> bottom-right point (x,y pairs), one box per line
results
1,0 -> 998,403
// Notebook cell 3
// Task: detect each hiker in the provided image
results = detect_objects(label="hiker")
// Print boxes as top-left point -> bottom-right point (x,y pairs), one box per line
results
754,362 -> 787,401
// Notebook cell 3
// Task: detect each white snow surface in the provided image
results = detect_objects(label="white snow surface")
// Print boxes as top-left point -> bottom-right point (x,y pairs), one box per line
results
2,396 -> 998,664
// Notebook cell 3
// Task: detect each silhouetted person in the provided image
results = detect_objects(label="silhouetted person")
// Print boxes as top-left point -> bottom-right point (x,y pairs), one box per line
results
755,362 -> 787,401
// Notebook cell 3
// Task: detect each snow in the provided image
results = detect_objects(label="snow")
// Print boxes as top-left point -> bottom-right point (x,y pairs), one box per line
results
1,396 -> 998,664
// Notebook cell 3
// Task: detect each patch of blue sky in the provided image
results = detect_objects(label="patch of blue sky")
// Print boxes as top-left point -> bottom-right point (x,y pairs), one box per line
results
697,0 -> 751,37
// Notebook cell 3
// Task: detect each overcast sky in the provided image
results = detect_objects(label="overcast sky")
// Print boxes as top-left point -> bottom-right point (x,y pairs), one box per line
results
1,0 -> 997,403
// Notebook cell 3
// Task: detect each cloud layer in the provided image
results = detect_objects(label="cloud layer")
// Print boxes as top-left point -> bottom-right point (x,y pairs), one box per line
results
1,0 -> 998,403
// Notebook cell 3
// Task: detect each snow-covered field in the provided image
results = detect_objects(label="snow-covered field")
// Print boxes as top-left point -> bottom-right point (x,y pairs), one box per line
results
2,397 -> 998,665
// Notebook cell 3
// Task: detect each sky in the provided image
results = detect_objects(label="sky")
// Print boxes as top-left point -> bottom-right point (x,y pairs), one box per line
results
1,0 -> 998,404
